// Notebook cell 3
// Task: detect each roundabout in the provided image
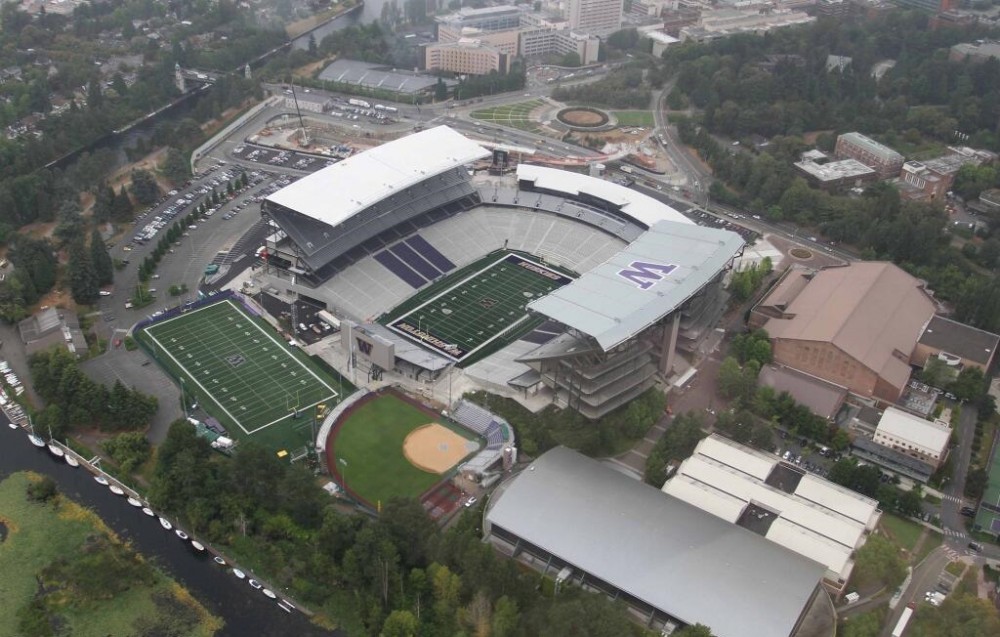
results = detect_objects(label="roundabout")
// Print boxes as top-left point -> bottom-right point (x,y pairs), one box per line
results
556,107 -> 612,130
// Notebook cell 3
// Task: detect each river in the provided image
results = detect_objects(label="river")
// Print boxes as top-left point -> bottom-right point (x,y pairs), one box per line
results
290,0 -> 385,50
0,421 -> 341,637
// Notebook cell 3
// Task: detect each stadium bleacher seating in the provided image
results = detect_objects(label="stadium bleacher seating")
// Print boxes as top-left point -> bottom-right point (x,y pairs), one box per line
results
451,399 -> 515,475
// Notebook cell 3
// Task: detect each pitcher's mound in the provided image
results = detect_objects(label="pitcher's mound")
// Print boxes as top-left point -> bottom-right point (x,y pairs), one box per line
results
403,424 -> 478,474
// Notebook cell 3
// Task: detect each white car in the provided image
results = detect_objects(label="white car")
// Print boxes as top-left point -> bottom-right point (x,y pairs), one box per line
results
464,496 -> 478,508
99,290 -> 112,297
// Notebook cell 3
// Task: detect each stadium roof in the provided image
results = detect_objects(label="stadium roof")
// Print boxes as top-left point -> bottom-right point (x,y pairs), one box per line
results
264,126 -> 489,227
876,407 -> 951,458
527,220 -> 744,351
516,164 -> 692,229
486,447 -> 825,637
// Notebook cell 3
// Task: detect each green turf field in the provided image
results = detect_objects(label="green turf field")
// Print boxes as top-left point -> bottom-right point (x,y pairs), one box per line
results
138,299 -> 339,437
470,100 -> 545,133
612,110 -> 655,127
384,252 -> 572,363
332,393 -> 475,505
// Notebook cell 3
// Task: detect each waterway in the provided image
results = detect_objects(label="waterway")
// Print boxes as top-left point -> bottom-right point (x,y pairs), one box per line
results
290,0 -> 383,49
0,421 -> 341,637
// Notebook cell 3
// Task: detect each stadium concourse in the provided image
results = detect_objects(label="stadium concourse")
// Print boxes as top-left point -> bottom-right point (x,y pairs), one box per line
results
255,125 -> 745,421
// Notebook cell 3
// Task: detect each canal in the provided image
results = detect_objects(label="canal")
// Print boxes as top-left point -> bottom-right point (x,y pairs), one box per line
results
1,421 -> 341,637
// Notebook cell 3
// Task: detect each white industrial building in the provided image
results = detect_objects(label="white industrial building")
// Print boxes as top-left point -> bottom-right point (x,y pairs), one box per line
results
662,435 -> 880,592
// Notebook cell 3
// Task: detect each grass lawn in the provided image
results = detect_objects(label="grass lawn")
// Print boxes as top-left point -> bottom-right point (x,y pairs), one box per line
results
881,514 -> 924,553
946,561 -> 967,577
613,110 -> 655,127
914,530 -> 943,564
470,100 -> 544,133
0,472 -> 220,637
331,393 -> 474,506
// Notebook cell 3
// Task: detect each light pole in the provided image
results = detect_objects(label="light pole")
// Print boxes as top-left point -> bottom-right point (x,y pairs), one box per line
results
338,457 -> 348,495
180,378 -> 188,418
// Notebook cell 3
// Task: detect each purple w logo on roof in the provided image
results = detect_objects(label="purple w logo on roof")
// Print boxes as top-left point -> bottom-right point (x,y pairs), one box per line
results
617,261 -> 678,290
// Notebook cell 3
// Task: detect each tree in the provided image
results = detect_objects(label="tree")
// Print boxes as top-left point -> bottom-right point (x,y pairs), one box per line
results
68,239 -> 99,304
949,367 -> 985,403
560,51 -> 581,67
840,609 -> 883,637
911,594 -> 1000,637
718,356 -> 744,400
920,357 -> 956,389
161,147 -> 190,186
102,431 -> 151,473
130,169 -> 160,206
435,78 -> 448,101
645,412 -> 706,485
26,475 -> 58,503
852,535 -> 905,589
380,609 -> 419,637
492,595 -> 519,637
965,467 -> 988,500
675,625 -> 715,637
90,228 -> 113,286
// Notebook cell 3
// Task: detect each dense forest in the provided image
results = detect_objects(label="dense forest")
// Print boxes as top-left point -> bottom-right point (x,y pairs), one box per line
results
147,421 -> 662,637
666,12 -> 1000,333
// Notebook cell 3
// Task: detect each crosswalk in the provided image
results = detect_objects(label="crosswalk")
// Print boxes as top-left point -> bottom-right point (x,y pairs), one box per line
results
942,527 -> 967,539
940,494 -> 964,504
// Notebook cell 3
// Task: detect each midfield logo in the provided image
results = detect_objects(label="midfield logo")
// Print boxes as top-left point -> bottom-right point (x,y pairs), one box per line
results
356,337 -> 373,356
617,261 -> 678,290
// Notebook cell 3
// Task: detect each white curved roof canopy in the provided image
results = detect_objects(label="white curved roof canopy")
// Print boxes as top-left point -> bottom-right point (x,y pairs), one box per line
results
516,163 -> 693,228
264,126 -> 490,226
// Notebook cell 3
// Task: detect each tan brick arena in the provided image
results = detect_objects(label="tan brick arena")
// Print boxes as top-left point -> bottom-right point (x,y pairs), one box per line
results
403,424 -> 478,474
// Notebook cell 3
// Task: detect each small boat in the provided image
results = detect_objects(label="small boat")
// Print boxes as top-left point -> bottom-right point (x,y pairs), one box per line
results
232,569 -> 246,580
7,421 -> 18,429
47,443 -> 64,458
191,540 -> 205,551
213,556 -> 226,566
277,602 -> 293,613
142,507 -> 155,517
248,579 -> 262,590
94,475 -> 109,486
127,497 -> 143,507
159,517 -> 172,530
262,589 -> 277,599
28,434 -> 45,448
280,600 -> 296,611
175,529 -> 189,540
109,485 -> 125,496
64,455 -> 79,468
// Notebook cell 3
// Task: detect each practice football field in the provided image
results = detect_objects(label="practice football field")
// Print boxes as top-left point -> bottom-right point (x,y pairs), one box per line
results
385,252 -> 572,362
139,299 -> 338,436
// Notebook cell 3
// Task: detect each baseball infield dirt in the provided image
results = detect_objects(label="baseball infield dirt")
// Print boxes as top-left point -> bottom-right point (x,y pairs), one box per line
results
403,424 -> 477,474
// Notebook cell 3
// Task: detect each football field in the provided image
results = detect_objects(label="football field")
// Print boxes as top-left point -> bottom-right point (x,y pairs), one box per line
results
385,252 -> 572,362
139,299 -> 338,436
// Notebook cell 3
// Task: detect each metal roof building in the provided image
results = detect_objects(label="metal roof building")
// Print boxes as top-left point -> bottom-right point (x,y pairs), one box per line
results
485,446 -> 830,637
873,406 -> 951,465
661,435 -> 880,590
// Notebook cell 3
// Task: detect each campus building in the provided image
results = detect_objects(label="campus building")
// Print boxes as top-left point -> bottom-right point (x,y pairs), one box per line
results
871,407 -> 951,467
794,156 -> 877,192
911,315 -> 1000,374
679,8 -> 815,41
565,0 -> 624,36
898,147 -> 997,202
950,41 -> 1000,63
833,132 -> 904,179
485,446 -> 833,637
752,263 -> 936,404
424,39 -> 511,75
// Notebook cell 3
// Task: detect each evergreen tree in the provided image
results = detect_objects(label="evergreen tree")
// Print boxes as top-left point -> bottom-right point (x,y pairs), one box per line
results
90,228 -> 114,286
68,239 -> 99,304
114,185 -> 133,220
162,147 -> 190,186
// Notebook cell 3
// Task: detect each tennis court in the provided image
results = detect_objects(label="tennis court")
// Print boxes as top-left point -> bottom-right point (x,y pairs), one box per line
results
139,299 -> 338,436
385,253 -> 572,361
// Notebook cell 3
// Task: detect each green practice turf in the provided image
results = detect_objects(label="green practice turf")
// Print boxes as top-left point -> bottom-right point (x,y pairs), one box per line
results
137,299 -> 339,437
470,100 -> 544,133
384,252 -> 572,363
332,393 -> 471,505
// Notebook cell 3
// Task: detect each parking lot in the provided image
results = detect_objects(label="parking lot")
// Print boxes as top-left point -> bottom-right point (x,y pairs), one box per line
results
231,144 -> 335,173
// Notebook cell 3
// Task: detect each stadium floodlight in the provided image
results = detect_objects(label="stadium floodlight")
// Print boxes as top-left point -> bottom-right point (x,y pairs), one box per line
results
338,458 -> 348,467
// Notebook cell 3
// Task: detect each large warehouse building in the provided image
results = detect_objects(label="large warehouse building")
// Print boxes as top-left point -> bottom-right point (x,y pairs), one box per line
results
484,446 -> 834,637
258,126 -> 743,419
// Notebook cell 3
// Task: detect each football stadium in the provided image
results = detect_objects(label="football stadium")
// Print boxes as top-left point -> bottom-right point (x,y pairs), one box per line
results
258,125 -> 745,425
